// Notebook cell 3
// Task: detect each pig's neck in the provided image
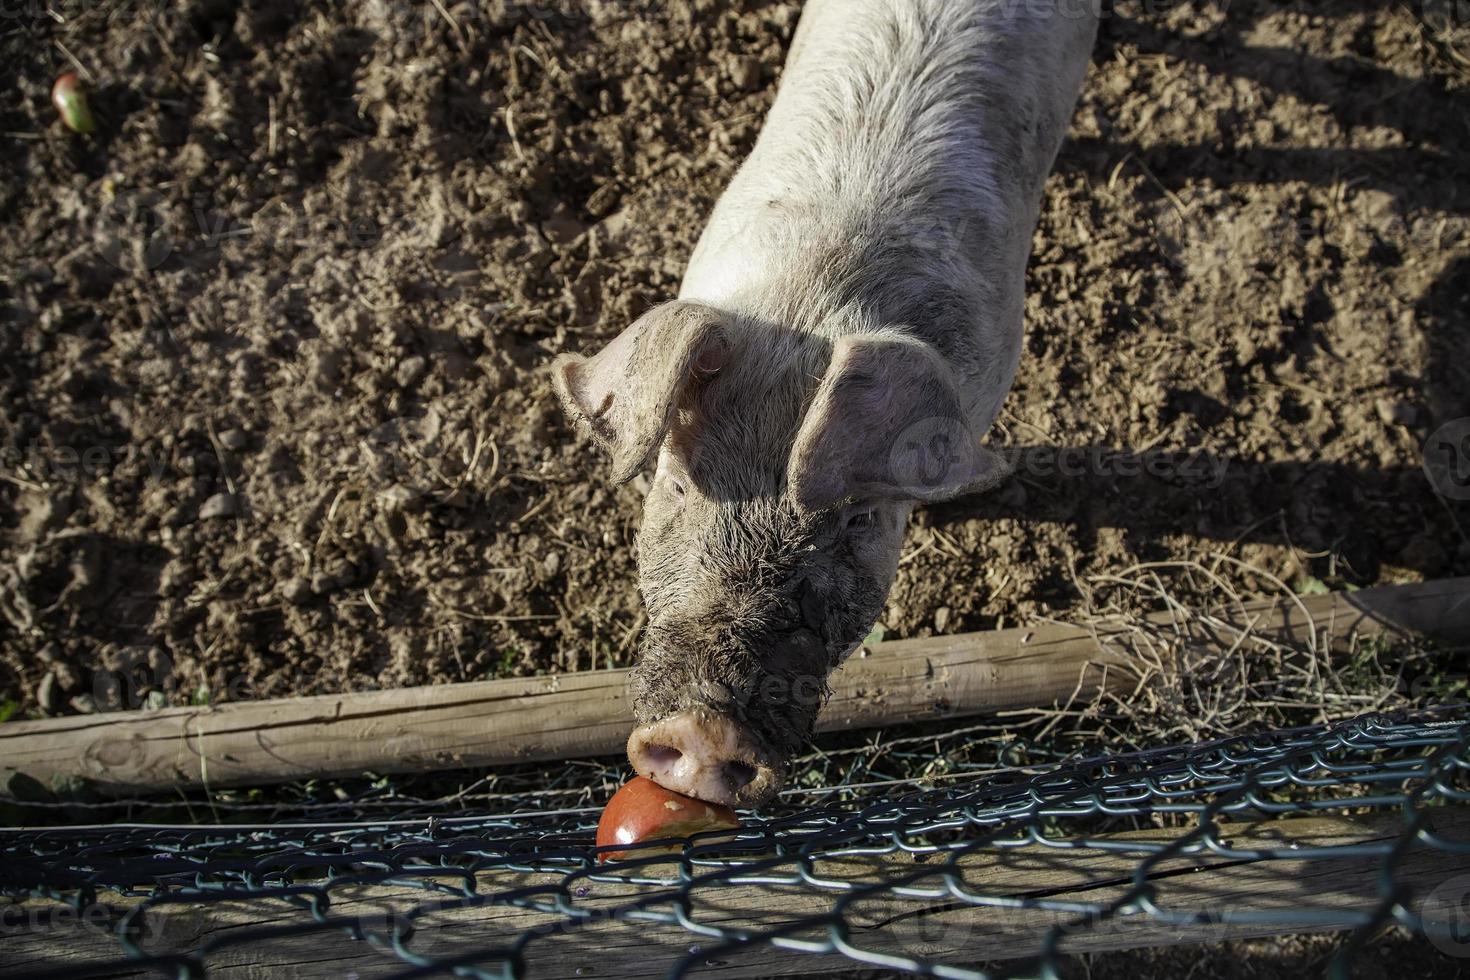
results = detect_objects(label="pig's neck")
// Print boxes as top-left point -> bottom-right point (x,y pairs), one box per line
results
679,0 -> 1096,427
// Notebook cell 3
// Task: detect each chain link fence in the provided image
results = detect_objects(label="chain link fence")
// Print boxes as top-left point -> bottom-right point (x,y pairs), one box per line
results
2,706 -> 1468,978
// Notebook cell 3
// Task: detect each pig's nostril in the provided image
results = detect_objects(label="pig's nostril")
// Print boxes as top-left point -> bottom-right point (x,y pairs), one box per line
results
627,707 -> 786,808
646,744 -> 683,768
724,761 -> 757,792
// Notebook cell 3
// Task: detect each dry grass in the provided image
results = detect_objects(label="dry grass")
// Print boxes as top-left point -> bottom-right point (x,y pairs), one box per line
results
1004,556 -> 1464,754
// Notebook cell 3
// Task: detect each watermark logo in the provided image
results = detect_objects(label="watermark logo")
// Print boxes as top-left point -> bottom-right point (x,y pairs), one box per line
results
360,415 -> 447,502
93,647 -> 173,713
1425,873 -> 1470,957
856,891 -> 975,961
887,431 -> 1232,498
0,442 -> 170,487
93,190 -> 426,274
94,189 -> 175,272
889,417 -> 979,497
202,199 -> 384,255
1424,0 -> 1470,32
2,900 -> 171,944
1152,206 -> 1224,273
1423,418 -> 1470,501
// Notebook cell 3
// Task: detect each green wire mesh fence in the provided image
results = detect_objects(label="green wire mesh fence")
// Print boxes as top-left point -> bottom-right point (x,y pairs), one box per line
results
2,707 -> 1468,979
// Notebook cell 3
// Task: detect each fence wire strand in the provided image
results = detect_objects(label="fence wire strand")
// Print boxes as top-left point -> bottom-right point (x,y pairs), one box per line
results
2,708 -> 1469,979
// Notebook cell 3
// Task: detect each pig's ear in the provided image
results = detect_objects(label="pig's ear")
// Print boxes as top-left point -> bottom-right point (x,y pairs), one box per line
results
788,334 -> 1010,511
552,301 -> 729,483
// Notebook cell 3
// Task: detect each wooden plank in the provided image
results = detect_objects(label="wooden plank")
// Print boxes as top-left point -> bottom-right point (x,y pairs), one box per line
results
5,809 -> 1468,977
2,578 -> 1466,795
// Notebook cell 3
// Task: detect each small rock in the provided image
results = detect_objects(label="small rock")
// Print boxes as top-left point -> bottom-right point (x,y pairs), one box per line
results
378,484 -> 418,512
312,347 -> 347,391
585,183 -> 620,217
231,352 -> 264,387
218,428 -> 248,450
197,491 -> 239,520
157,560 -> 189,596
596,208 -> 631,242
1375,398 -> 1417,427
769,3 -> 798,29
311,564 -> 350,595
54,662 -> 81,692
934,606 -> 951,632
542,205 -> 587,246
147,647 -> 171,678
69,694 -> 97,714
38,671 -> 61,713
728,56 -> 762,91
281,576 -> 313,604
17,493 -> 68,544
395,355 -> 427,388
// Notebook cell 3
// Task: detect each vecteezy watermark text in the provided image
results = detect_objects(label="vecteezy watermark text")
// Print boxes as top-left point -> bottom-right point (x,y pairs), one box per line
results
93,191 -> 436,272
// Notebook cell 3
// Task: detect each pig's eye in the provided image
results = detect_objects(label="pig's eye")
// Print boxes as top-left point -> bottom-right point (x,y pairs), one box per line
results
845,508 -> 876,532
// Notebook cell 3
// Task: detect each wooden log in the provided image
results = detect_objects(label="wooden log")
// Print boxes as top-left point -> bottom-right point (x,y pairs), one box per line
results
5,808 -> 1469,977
2,578 -> 1466,795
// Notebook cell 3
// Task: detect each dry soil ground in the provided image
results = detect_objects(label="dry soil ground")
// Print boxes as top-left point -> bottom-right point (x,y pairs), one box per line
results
1,1 -> 1468,730
2,1 -> 1470,977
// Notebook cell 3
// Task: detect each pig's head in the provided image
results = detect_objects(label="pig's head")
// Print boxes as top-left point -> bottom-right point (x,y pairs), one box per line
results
553,300 -> 1007,807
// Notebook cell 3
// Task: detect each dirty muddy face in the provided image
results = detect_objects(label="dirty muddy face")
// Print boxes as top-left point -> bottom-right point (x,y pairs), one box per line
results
628,450 -> 912,785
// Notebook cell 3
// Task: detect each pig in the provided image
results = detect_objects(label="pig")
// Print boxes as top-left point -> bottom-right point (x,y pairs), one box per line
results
553,0 -> 1098,807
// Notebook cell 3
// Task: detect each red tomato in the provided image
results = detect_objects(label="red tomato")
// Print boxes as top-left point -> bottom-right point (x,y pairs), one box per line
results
596,776 -> 739,862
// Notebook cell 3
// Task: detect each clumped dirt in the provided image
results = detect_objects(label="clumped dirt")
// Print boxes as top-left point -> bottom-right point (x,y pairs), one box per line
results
1,0 -> 1467,717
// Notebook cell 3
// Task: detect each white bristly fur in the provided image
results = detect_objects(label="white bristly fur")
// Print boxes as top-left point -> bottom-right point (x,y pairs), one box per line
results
680,0 -> 1098,432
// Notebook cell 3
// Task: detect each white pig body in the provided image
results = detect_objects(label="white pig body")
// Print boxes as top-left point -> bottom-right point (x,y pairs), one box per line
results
681,0 -> 1098,430
554,0 -> 1099,806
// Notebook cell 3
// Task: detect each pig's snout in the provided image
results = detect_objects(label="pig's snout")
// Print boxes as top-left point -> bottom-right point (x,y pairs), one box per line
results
627,705 -> 786,808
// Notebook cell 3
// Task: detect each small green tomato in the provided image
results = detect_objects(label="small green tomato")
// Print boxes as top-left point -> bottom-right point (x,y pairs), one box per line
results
52,72 -> 97,135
